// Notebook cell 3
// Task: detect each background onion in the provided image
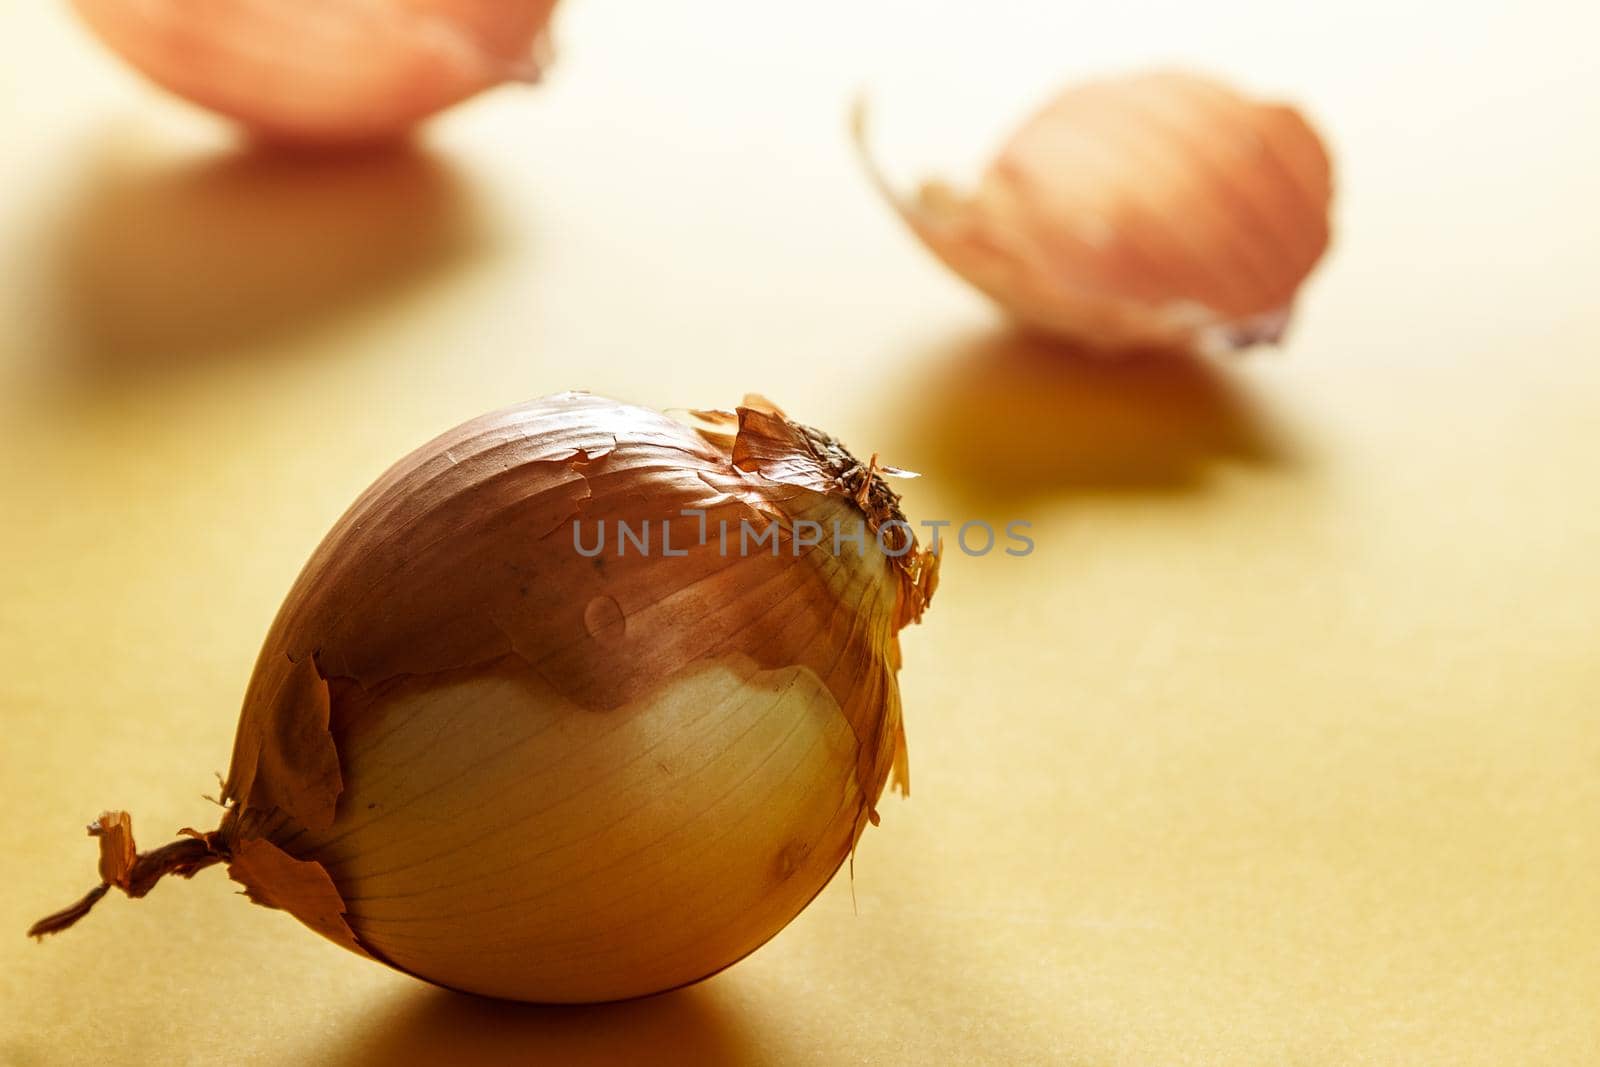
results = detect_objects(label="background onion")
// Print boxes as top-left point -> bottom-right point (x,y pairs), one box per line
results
71,0 -> 561,142
857,70 -> 1334,354
32,393 -> 937,1004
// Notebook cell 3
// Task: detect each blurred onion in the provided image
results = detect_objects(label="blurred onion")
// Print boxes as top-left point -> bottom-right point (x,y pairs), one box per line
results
858,70 -> 1334,354
72,0 -> 561,142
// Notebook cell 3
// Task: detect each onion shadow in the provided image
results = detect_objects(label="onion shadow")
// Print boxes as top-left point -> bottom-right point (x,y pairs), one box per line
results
322,982 -> 760,1067
882,328 -> 1297,507
34,135 -> 489,385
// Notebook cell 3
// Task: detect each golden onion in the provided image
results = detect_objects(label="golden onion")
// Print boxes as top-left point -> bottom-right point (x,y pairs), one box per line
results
71,0 -> 562,143
31,393 -> 938,1003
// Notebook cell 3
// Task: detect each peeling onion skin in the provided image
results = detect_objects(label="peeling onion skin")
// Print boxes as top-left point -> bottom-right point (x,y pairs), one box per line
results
858,70 -> 1334,354
31,393 -> 937,1004
71,0 -> 561,143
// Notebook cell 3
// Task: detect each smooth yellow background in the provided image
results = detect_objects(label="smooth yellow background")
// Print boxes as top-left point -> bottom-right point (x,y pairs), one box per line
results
2,1 -> 1597,1063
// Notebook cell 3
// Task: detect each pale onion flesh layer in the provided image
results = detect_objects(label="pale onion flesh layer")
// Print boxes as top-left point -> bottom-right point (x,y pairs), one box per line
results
257,654 -> 862,1002
71,0 -> 559,142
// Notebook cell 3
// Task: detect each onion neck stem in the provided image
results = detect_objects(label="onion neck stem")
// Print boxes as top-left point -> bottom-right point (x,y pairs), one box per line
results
28,834 -> 224,940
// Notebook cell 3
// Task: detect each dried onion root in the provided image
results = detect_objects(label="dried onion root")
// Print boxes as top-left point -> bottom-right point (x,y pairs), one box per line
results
32,393 -> 938,1004
856,70 -> 1334,354
71,0 -> 561,143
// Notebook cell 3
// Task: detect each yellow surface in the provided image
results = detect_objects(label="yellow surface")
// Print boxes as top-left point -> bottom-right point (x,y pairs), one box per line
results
3,1 -> 1598,1064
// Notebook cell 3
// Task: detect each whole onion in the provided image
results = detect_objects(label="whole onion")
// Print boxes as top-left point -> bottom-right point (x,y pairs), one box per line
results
71,0 -> 562,143
32,393 -> 938,1003
857,70 -> 1334,354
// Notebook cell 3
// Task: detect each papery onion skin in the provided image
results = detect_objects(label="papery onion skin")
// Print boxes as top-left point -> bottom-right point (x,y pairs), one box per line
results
71,0 -> 561,143
31,393 -> 937,1004
858,70 -> 1334,354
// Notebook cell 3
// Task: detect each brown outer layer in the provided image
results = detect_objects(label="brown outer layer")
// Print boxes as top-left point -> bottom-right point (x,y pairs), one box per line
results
227,836 -> 371,959
220,393 -> 935,969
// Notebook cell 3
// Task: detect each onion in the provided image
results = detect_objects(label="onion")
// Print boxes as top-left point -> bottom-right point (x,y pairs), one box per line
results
856,70 -> 1335,354
71,0 -> 561,143
31,393 -> 938,1004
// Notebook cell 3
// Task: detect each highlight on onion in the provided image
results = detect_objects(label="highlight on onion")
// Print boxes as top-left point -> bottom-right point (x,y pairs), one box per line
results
855,70 -> 1335,354
30,393 -> 939,1004
70,0 -> 562,143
